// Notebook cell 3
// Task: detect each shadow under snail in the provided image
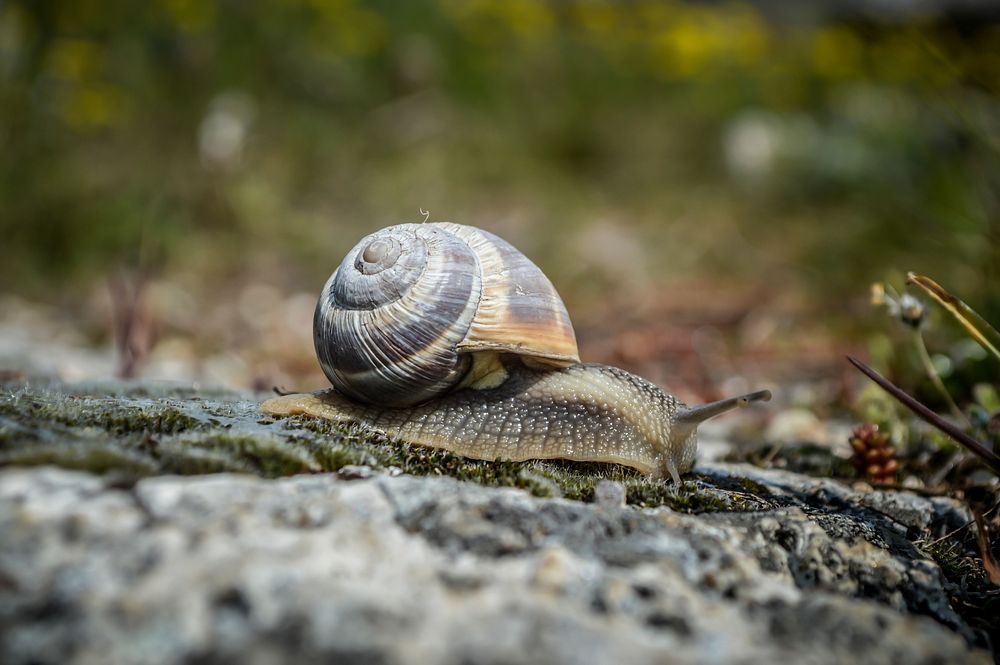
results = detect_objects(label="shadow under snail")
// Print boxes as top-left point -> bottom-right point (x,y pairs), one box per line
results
262,222 -> 770,484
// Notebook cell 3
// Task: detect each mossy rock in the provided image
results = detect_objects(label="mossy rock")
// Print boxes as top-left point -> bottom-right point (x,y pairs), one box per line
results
0,379 -> 774,513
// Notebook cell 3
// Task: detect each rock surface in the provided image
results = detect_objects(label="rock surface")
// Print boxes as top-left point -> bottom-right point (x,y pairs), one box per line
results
0,465 -> 992,665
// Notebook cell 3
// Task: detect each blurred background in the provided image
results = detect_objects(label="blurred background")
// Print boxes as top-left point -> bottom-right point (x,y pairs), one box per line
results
1,0 -> 998,409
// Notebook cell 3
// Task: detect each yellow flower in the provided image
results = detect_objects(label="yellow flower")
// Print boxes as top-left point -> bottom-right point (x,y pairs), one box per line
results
161,0 -> 213,33
48,39 -> 101,82
60,84 -> 126,128
651,13 -> 722,79
810,27 -> 863,80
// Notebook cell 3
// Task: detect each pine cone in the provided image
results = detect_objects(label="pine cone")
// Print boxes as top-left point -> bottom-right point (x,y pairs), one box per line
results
849,423 -> 898,485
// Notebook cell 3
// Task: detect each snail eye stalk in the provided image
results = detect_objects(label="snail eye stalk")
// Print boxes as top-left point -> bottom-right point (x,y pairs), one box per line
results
674,390 -> 772,426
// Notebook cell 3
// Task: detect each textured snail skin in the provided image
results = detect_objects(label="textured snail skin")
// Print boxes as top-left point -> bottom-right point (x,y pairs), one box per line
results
262,360 -> 700,483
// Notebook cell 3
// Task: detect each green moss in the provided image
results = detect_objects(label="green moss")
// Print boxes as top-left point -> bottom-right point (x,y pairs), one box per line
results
0,381 -> 777,511
159,433 -> 321,477
0,441 -> 160,476
920,538 -> 987,587
624,483 -> 708,512
1,394 -> 201,436
105,406 -> 202,435
304,441 -> 368,472
737,476 -> 772,496
157,444 -> 257,475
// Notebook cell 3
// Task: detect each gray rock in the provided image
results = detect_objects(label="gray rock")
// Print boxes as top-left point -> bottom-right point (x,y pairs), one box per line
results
0,465 -> 990,665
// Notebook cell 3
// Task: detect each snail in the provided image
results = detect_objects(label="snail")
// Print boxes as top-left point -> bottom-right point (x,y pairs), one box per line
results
262,222 -> 770,484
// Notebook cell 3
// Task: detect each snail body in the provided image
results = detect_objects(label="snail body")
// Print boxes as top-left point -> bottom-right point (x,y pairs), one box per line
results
262,221 -> 769,483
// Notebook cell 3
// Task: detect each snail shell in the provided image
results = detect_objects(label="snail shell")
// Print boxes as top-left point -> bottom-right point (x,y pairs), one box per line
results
264,221 -> 771,483
314,222 -> 578,407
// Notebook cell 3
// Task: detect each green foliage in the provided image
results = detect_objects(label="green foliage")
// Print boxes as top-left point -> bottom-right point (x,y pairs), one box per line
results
909,274 -> 1000,364
919,538 -> 988,588
1,0 -> 998,328
858,276 -> 1000,481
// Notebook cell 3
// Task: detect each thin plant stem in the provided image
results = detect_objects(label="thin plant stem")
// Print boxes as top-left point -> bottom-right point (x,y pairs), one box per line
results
912,329 -> 971,429
924,501 -> 999,548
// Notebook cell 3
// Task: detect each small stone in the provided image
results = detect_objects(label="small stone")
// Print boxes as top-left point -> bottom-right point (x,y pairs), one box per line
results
593,479 -> 626,509
336,465 -> 374,481
766,408 -> 829,444
532,546 -> 576,594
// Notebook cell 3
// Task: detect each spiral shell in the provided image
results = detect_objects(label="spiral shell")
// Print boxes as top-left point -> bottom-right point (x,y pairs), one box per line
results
314,222 -> 579,407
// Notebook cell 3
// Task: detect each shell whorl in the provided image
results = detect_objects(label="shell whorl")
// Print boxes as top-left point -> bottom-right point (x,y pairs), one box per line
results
314,222 -> 579,407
